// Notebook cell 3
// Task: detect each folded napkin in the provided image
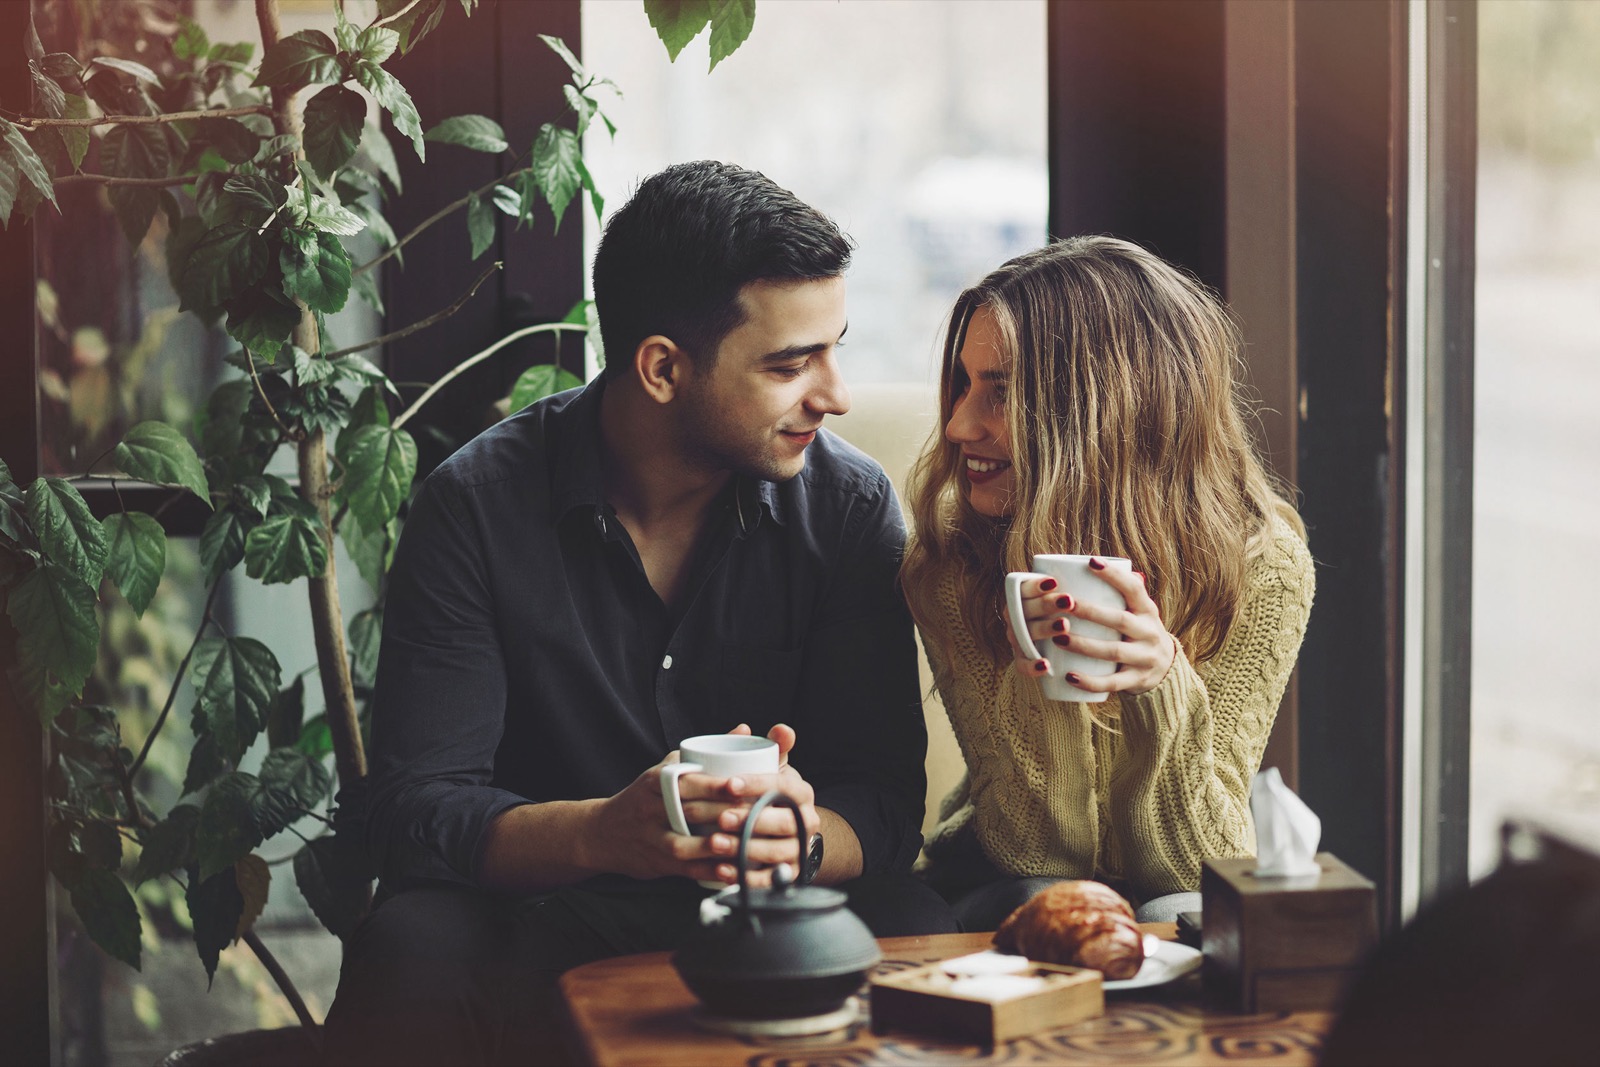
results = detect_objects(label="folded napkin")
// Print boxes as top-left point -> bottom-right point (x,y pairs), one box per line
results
1250,767 -> 1322,877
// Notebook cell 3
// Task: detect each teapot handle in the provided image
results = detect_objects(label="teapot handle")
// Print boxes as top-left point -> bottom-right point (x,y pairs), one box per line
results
736,789 -> 808,909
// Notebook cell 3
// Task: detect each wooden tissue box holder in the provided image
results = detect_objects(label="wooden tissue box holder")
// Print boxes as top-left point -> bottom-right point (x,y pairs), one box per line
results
1202,852 -> 1377,1012
871,959 -> 1103,1046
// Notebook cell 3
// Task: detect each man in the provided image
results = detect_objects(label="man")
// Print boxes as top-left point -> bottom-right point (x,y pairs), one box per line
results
323,161 -> 953,1064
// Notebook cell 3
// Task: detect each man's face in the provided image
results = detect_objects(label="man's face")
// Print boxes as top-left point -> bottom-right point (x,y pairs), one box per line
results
676,277 -> 851,483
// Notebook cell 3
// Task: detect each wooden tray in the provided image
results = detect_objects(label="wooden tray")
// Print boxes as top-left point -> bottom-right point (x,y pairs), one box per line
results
870,956 -> 1104,1046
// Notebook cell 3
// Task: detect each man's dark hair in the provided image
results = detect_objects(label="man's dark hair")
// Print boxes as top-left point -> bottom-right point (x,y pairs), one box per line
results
591,160 -> 853,379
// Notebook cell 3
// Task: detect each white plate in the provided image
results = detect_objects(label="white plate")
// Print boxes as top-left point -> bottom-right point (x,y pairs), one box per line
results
1101,936 -> 1202,992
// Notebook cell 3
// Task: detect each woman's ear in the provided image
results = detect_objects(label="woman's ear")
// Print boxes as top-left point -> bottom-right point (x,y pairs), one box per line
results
632,334 -> 687,404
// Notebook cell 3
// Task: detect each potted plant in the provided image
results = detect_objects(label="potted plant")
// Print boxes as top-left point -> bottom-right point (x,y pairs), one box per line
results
0,0 -> 757,1061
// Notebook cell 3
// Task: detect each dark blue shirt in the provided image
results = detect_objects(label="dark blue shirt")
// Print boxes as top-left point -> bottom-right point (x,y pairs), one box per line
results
364,378 -> 928,889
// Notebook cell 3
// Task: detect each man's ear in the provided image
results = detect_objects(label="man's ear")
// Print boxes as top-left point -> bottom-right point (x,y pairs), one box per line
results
633,334 -> 689,404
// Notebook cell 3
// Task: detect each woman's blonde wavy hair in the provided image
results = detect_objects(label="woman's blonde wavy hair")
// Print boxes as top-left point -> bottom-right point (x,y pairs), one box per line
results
902,236 -> 1305,668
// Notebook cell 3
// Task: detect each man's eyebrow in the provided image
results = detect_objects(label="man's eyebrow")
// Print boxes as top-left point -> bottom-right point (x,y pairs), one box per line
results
757,323 -> 848,364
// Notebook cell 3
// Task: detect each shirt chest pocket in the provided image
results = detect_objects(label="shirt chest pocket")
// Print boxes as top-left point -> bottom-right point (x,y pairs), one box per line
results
716,643 -> 804,728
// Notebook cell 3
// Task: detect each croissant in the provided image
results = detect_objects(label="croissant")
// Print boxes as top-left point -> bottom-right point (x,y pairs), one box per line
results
992,880 -> 1146,980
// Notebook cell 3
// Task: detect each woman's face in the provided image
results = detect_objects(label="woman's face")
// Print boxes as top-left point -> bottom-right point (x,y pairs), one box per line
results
944,305 -> 1014,518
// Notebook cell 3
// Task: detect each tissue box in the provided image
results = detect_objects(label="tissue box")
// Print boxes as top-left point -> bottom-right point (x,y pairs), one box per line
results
871,959 -> 1103,1046
1202,852 -> 1377,1012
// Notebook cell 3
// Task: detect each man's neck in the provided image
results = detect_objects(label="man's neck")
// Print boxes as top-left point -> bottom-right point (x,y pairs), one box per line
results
598,379 -> 732,608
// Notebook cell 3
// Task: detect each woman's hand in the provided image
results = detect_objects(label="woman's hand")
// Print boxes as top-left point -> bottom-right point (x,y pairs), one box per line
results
1006,559 -> 1177,696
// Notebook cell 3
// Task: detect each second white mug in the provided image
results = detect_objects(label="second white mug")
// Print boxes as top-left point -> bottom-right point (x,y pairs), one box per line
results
659,733 -> 780,837
1004,554 -> 1131,702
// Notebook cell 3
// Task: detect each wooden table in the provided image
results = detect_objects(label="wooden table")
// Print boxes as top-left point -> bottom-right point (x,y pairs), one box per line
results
559,926 -> 1332,1066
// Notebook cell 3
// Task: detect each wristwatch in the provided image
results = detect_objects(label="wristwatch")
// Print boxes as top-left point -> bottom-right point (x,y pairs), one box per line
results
802,831 -> 824,884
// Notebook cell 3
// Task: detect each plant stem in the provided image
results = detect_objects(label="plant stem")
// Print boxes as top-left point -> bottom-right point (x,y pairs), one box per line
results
245,347 -> 298,440
321,260 -> 501,360
243,929 -> 322,1041
352,166 -> 531,277
127,581 -> 222,780
53,173 -> 196,188
12,105 -> 274,129
391,322 -> 588,431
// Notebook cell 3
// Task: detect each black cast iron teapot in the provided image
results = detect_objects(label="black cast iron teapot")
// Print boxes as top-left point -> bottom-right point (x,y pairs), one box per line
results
672,790 -> 882,1019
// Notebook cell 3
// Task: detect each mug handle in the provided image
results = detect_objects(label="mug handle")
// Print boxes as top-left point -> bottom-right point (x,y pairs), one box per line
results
659,761 -> 703,836
1004,572 -> 1051,665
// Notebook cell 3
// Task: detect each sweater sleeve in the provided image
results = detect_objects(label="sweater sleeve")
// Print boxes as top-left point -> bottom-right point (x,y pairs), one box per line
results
1108,522 -> 1316,899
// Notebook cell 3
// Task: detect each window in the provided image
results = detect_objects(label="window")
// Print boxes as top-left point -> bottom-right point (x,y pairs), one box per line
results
580,0 -> 1048,385
1470,0 -> 1600,876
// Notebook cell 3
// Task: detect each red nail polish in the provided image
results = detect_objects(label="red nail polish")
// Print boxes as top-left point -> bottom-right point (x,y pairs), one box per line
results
1052,635 -> 1070,647
1089,557 -> 1106,571
1066,672 -> 1083,684
1034,659 -> 1048,672
1056,595 -> 1073,610
1051,618 -> 1066,633
1040,578 -> 1057,591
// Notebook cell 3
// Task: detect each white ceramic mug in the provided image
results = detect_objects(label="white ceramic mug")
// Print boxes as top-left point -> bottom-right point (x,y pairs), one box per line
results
659,734 -> 780,837
1004,554 -> 1132,702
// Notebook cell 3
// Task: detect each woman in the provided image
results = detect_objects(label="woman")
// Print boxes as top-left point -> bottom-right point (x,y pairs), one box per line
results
902,236 -> 1315,929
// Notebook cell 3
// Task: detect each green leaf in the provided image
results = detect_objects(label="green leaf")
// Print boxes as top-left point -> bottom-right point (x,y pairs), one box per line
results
234,854 -> 270,938
562,84 -> 597,138
108,184 -> 159,248
355,60 -> 424,160
70,820 -> 124,871
57,93 -> 90,171
174,15 -> 211,61
113,422 -> 213,507
707,0 -> 757,71
295,714 -> 334,760
424,114 -> 507,154
69,869 -> 142,970
303,85 -> 367,180
378,0 -> 447,54
280,229 -> 352,314
509,364 -> 583,414
234,477 -> 272,519
540,34 -> 586,77
101,512 -> 165,616
195,117 -> 260,166
355,26 -> 401,64
244,512 -> 329,585
197,772 -> 265,880
207,41 -> 256,66
89,56 -> 162,86
361,122 -> 402,194
293,192 -> 366,237
340,510 -> 396,594
198,507 -> 250,586
6,563 -> 98,722
531,124 -> 581,231
265,675 -> 306,751
644,0 -> 712,62
132,805 -> 199,885
0,118 -> 57,208
491,183 -> 521,217
187,864 -> 243,985
351,266 -> 384,314
466,192 -> 494,259
253,29 -> 341,92
182,733 -> 227,796
349,607 -> 383,689
180,222 -> 270,314
225,288 -> 300,363
330,356 -> 395,396
0,151 -> 21,224
339,424 -> 417,531
191,637 -> 281,762
30,68 -> 66,124
291,346 -> 338,386
28,477 -> 108,588
575,153 -> 604,223
255,748 -> 331,837
294,834 -> 370,940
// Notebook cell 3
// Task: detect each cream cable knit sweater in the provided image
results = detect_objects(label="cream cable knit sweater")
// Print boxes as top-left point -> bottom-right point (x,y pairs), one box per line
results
920,514 -> 1315,902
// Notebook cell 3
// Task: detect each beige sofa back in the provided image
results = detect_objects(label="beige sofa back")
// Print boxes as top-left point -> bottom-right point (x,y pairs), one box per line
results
827,383 -> 964,838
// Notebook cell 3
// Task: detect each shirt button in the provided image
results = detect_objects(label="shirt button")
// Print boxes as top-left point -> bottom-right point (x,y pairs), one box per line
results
662,655 -> 674,670
593,512 -> 607,536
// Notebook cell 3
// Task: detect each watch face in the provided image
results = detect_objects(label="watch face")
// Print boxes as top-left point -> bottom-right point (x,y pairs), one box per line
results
805,832 -> 824,883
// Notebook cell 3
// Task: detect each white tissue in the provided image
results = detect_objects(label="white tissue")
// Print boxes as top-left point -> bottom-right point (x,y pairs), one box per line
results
940,951 -> 1033,977
1250,767 -> 1322,877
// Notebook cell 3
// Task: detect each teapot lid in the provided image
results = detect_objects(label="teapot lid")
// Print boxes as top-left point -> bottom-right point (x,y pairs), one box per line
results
714,863 -> 846,914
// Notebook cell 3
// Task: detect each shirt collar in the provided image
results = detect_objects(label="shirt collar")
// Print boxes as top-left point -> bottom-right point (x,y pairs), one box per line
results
550,375 -> 788,535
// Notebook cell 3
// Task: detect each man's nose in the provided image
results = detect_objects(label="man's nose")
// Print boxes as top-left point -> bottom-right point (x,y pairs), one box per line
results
808,356 -> 850,418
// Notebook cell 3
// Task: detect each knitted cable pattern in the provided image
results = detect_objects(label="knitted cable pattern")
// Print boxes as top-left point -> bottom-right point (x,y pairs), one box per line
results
920,513 -> 1315,902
